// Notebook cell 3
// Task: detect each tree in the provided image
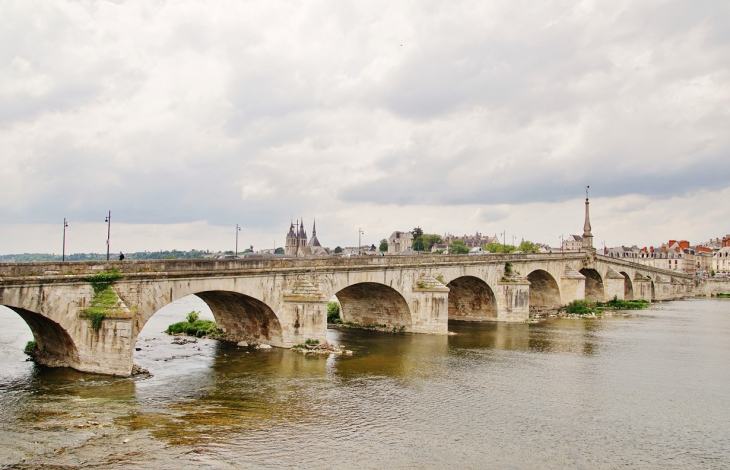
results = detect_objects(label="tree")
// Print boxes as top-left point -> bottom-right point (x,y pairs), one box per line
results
413,237 -> 425,251
412,227 -> 424,239
518,240 -> 539,253
423,234 -> 443,251
379,239 -> 388,252
484,242 -> 516,254
370,244 -> 376,250
334,246 -> 343,253
449,240 -> 469,254
275,248 -> 284,254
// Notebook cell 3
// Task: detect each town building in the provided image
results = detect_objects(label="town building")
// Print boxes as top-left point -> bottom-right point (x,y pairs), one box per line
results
714,246 -> 730,274
606,246 -> 641,259
562,235 -> 582,251
388,231 -> 414,254
443,232 -> 499,248
285,219 -> 329,257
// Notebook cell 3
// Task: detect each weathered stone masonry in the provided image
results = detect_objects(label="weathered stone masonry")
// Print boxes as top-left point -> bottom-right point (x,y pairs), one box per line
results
1,253 -> 725,376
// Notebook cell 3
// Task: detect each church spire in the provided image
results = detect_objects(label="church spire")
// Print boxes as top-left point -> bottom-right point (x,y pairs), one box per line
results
582,186 -> 594,251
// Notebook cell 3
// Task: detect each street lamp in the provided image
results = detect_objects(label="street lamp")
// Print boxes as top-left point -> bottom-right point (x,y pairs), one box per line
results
358,228 -> 364,255
235,224 -> 241,257
500,231 -> 506,251
62,218 -> 69,262
104,211 -> 111,262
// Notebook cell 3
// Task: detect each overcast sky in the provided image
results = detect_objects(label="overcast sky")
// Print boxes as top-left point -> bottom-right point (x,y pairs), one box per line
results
1,0 -> 729,255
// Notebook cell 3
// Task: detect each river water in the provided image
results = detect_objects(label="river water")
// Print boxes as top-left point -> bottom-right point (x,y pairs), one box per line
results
1,297 -> 729,469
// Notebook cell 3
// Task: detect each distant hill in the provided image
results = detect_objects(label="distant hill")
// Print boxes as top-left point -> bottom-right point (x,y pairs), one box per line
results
0,249 -> 228,263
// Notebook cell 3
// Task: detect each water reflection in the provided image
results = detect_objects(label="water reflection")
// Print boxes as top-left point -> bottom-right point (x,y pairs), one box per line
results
1,300 -> 729,468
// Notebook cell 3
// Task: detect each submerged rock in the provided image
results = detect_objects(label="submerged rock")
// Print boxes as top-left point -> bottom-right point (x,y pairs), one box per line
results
237,341 -> 249,347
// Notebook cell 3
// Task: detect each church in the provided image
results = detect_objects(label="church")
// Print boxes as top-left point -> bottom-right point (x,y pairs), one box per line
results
285,219 -> 329,257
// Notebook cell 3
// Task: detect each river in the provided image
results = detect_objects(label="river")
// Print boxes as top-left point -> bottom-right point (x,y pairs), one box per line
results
1,297 -> 729,468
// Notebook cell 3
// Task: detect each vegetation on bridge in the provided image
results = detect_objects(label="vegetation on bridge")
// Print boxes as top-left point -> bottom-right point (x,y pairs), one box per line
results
166,311 -> 223,338
82,269 -> 126,332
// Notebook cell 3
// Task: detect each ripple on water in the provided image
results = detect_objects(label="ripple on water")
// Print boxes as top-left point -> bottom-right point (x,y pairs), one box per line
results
1,299 -> 730,468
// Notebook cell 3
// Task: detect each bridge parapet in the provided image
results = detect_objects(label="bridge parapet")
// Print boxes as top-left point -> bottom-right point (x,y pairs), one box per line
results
0,253 -> 589,280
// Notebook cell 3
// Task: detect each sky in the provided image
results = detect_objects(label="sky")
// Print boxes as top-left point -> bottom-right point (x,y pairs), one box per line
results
1,0 -> 729,255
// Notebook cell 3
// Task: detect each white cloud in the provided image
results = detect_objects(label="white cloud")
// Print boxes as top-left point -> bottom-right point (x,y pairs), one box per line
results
1,0 -> 729,254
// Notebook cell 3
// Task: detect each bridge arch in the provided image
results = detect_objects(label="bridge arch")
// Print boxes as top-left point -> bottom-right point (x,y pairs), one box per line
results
619,271 -> 633,300
446,276 -> 497,321
580,268 -> 604,302
525,270 -> 561,307
137,290 -> 284,347
2,305 -> 80,368
334,282 -> 412,328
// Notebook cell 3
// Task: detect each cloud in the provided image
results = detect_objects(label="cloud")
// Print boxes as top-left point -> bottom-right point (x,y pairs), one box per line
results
0,0 -> 729,253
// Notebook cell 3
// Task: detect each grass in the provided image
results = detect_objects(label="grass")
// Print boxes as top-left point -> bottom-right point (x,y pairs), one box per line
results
561,296 -> 650,316
712,293 -> 730,298
595,297 -> 649,310
84,269 -> 124,294
81,269 -> 125,332
167,311 -> 223,338
82,285 -> 123,332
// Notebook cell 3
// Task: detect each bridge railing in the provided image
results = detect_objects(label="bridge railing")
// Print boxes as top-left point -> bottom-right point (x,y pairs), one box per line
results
595,254 -> 696,280
0,252 -> 587,279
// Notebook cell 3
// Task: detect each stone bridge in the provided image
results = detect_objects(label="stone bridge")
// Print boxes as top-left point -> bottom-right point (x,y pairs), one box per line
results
1,252 -> 726,376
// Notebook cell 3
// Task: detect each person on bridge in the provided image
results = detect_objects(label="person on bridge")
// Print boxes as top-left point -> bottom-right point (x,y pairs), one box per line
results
119,252 -> 125,261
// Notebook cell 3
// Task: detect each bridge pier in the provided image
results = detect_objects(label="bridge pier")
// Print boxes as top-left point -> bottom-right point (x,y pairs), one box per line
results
633,274 -> 653,301
75,315 -> 136,376
495,278 -> 530,321
280,280 -> 329,346
409,276 -> 449,333
603,268 -> 626,301
653,276 -> 674,301
560,266 -> 586,304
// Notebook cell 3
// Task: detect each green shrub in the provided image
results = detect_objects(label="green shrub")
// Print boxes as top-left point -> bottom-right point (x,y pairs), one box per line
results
504,262 -> 513,276
166,318 -> 222,338
305,338 -> 319,345
186,311 -> 200,323
327,302 -> 341,323
24,341 -> 37,355
595,296 -> 649,310
562,300 -> 598,315
84,269 -> 124,294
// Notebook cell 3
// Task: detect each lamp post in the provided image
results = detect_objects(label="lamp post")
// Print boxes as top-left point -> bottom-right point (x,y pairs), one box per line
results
358,228 -> 364,255
104,211 -> 111,261
62,218 -> 68,262
560,234 -> 564,256
235,224 -> 241,257
500,231 -> 506,252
